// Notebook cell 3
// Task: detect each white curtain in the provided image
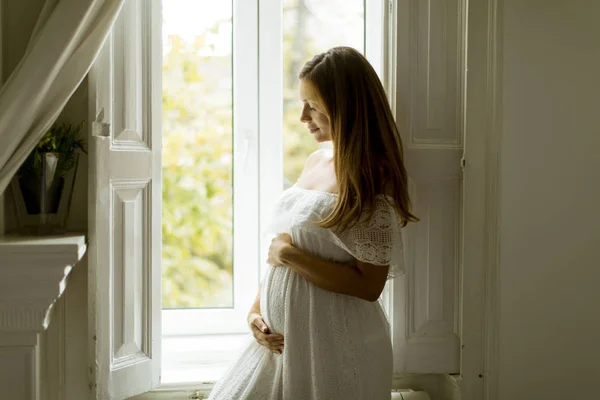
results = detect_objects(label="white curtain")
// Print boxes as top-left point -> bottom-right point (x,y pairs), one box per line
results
0,0 -> 124,193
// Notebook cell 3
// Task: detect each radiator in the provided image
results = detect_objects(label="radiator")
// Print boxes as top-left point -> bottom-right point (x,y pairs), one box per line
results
391,389 -> 432,400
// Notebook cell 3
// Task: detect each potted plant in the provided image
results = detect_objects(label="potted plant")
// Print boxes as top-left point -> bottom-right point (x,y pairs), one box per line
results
11,121 -> 86,235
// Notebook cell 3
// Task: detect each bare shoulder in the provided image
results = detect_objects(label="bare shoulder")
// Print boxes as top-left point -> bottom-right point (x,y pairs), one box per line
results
305,148 -> 331,167
296,148 -> 335,187
302,148 -> 332,172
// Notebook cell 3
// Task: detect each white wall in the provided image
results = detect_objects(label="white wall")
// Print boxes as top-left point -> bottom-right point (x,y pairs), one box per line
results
498,0 -> 600,399
1,0 -> 90,399
0,0 -> 46,233
2,0 -> 88,233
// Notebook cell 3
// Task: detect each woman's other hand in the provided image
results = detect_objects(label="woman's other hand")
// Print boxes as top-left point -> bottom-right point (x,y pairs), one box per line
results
267,233 -> 293,267
248,312 -> 284,355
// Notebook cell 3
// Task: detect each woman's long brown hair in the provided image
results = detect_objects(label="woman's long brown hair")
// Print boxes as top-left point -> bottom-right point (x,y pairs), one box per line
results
299,46 -> 419,230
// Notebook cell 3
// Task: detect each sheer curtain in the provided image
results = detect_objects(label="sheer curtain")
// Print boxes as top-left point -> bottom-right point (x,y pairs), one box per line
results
0,0 -> 124,193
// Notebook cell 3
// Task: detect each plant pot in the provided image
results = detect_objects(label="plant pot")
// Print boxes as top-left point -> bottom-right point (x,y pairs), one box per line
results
11,152 -> 79,235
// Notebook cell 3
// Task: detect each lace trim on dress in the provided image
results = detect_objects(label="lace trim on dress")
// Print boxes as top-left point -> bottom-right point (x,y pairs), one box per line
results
330,197 -> 405,279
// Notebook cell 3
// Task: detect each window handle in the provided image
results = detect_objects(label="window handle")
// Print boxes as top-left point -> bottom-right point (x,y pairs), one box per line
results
241,130 -> 251,167
92,108 -> 111,138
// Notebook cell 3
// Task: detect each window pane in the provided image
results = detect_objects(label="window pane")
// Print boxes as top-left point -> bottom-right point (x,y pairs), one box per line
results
283,0 -> 365,186
162,0 -> 233,309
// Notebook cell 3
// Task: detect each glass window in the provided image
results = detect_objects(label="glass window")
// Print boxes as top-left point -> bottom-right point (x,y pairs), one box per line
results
161,0 -> 373,385
162,0 -> 234,309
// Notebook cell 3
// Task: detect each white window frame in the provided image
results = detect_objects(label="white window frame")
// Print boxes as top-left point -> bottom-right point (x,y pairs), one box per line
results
163,0 -> 262,336
162,0 -> 387,339
94,0 -> 485,397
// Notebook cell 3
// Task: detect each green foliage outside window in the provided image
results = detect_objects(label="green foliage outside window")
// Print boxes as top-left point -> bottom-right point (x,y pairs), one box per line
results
162,0 -> 362,309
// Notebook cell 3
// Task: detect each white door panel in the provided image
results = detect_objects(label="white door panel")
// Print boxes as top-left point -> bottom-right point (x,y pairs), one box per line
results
88,0 -> 162,398
391,0 -> 465,373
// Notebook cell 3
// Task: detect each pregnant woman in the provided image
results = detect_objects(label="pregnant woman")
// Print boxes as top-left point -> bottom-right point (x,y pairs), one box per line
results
208,46 -> 418,400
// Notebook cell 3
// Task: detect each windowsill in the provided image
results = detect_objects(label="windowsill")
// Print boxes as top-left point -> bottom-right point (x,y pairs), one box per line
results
141,377 -> 426,400
161,332 -> 251,385
154,333 -> 446,400
160,334 -> 453,394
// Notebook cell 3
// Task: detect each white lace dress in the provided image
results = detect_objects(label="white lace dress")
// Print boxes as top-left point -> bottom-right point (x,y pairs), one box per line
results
208,186 -> 405,400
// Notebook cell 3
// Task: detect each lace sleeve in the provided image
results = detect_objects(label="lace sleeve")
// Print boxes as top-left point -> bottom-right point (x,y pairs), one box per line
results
333,197 -> 405,279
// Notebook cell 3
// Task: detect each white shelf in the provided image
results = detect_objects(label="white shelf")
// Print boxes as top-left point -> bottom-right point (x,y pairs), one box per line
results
0,233 -> 87,332
0,233 -> 86,264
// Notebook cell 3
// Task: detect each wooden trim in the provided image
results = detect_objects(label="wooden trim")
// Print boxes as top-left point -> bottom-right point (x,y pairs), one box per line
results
0,0 -> 4,235
459,0 -> 503,399
130,380 -> 437,400
483,0 -> 502,398
44,296 -> 67,400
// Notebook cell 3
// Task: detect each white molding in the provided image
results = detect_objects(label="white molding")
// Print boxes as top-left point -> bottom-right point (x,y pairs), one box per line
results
43,295 -> 66,400
0,234 -> 85,400
386,0 -> 397,114
0,305 -> 51,332
131,374 -> 450,400
0,335 -> 40,400
365,0 -> 385,80
0,0 -> 4,236
0,0 -> 2,84
0,234 -> 87,256
231,0 -> 260,324
482,0 -> 502,399
258,0 -> 283,279
459,0 -> 503,399
56,298 -> 67,400
0,234 -> 86,332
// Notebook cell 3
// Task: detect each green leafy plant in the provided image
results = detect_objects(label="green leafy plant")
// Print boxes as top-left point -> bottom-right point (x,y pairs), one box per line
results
20,121 -> 87,177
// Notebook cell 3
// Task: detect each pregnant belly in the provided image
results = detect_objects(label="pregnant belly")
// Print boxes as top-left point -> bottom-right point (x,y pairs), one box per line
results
260,264 -> 391,341
260,266 -> 289,334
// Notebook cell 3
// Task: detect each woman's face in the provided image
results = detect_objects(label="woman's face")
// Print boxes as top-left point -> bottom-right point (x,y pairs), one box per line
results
299,80 -> 331,143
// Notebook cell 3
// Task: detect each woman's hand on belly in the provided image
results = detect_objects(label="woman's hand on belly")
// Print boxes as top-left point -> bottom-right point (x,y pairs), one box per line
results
267,233 -> 293,267
248,312 -> 284,355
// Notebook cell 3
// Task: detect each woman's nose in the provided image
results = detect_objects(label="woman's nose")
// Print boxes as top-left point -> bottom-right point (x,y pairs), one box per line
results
300,109 -> 310,123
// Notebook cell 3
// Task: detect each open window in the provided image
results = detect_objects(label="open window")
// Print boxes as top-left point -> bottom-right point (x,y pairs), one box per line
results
159,0 -> 387,385
88,0 -> 465,398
